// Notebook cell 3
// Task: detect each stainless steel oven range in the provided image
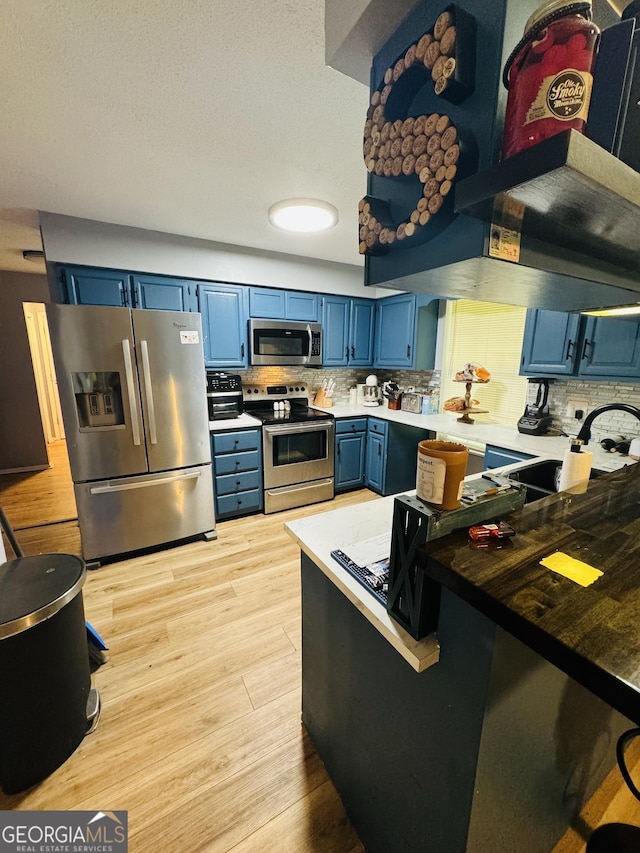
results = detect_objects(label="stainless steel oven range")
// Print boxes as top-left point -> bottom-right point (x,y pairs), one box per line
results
242,382 -> 334,513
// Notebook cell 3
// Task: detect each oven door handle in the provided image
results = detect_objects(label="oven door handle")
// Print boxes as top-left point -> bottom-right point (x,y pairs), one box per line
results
264,420 -> 333,435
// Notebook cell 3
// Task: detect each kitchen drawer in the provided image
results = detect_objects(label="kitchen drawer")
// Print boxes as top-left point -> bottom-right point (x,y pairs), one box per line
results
216,488 -> 262,518
212,429 -> 260,455
367,417 -> 388,437
215,469 -> 262,496
213,449 -> 261,475
336,417 -> 368,434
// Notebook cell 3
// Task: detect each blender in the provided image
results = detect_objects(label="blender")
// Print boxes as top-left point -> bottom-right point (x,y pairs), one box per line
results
517,378 -> 553,435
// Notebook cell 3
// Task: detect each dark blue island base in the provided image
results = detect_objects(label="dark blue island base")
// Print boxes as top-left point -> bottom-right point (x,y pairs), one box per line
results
301,553 -> 630,853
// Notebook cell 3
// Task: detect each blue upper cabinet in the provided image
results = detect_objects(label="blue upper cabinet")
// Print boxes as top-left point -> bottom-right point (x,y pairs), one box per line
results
321,295 -> 350,366
520,309 -> 581,375
249,287 -> 318,321
132,274 -> 198,312
58,266 -> 133,307
579,315 -> 640,377
249,287 -> 286,319
321,295 -> 375,367
284,291 -> 318,322
349,298 -> 376,366
521,309 -> 640,380
198,283 -> 249,369
374,293 -> 438,370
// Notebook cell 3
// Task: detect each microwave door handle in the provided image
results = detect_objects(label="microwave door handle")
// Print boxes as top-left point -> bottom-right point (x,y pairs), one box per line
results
122,339 -> 142,446
140,340 -> 158,444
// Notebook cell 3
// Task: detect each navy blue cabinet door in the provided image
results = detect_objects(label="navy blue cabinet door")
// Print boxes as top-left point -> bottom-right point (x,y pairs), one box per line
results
365,431 -> 386,493
322,295 -> 350,366
579,315 -> 640,377
198,283 -> 248,369
132,274 -> 198,312
335,433 -> 366,490
374,294 -> 416,368
350,298 -> 376,366
60,266 -> 132,307
520,309 -> 581,375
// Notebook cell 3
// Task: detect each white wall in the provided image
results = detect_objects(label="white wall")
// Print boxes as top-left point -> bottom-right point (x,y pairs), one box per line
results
40,212 -> 392,300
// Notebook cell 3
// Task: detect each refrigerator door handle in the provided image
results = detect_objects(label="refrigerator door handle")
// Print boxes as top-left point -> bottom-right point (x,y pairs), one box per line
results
140,339 -> 158,444
89,468 -> 202,494
122,338 -> 142,446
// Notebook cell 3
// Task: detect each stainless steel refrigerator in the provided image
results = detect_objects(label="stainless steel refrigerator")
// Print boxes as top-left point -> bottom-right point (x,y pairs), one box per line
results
47,304 -> 215,564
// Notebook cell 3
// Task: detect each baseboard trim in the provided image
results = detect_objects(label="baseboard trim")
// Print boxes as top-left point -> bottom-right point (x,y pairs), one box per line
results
0,464 -> 49,476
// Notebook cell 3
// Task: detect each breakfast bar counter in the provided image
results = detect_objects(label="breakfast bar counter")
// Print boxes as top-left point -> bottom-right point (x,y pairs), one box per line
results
286,464 -> 640,853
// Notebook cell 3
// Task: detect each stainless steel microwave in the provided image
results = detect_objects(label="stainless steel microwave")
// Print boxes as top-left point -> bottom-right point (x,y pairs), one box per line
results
248,319 -> 322,366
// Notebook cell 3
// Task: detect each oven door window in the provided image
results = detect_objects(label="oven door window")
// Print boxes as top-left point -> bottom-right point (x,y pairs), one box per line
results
271,429 -> 327,466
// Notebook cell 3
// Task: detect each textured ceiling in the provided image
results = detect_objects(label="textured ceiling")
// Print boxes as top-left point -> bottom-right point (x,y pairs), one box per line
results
0,0 -> 370,274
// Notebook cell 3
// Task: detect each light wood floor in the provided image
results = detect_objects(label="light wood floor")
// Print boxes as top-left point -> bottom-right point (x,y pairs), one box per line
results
2,441 -> 640,851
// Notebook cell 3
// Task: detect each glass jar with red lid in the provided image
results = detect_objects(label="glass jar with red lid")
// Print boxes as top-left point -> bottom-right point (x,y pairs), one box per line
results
502,0 -> 600,159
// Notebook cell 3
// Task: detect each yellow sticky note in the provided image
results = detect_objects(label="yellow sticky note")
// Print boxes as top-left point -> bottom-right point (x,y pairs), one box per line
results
540,552 -> 603,587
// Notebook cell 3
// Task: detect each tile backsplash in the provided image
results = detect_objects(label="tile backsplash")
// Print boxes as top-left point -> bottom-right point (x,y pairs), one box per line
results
241,366 -> 440,405
549,380 -> 640,444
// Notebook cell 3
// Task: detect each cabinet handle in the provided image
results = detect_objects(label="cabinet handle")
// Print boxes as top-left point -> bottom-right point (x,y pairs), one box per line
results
241,343 -> 245,358
336,445 -> 340,456
378,444 -> 381,457
345,346 -> 349,360
122,285 -> 128,307
565,339 -> 574,361
581,338 -> 593,361
351,346 -> 355,358
407,344 -> 411,359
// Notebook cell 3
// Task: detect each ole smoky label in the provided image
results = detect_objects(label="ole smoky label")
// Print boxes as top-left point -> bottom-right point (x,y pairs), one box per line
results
525,68 -> 593,125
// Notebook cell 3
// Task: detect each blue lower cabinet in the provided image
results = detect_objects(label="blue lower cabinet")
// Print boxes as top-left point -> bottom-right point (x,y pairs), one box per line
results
365,417 -> 433,496
484,445 -> 535,470
365,430 -> 386,493
335,418 -> 368,491
211,428 -> 263,519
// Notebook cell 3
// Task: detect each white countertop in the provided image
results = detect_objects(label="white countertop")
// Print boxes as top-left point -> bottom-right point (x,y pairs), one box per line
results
312,403 -> 635,473
285,494 -> 440,674
209,413 -> 262,432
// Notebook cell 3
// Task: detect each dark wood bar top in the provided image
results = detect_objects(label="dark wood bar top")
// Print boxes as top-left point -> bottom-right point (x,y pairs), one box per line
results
422,463 -> 640,725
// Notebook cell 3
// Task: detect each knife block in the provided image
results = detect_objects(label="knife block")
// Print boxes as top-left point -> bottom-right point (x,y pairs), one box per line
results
314,390 -> 333,407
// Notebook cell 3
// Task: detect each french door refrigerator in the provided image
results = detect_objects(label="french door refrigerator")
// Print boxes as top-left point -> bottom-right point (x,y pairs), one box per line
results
47,304 -> 215,564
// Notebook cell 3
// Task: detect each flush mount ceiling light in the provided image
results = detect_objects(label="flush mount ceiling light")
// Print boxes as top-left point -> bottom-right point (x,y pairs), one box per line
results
268,199 -> 338,234
582,304 -> 640,317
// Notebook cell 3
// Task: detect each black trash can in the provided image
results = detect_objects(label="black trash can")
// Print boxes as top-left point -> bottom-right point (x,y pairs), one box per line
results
0,553 -> 91,794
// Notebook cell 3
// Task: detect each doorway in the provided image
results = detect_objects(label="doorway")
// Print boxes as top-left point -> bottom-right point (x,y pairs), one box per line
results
23,302 -> 65,444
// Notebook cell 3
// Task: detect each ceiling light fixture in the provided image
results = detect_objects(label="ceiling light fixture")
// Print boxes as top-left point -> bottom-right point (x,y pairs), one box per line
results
582,304 -> 640,317
268,199 -> 338,234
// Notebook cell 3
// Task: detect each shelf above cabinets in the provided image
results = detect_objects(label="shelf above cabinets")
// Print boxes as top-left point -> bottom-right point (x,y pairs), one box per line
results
456,130 -> 640,282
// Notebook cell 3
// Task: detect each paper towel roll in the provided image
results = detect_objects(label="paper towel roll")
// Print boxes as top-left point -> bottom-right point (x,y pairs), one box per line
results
558,449 -> 593,494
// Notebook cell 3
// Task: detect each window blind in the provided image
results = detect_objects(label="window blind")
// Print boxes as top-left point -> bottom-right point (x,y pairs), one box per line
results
440,300 -> 529,427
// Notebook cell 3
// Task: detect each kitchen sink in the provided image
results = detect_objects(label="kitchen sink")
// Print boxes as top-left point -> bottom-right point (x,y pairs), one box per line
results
505,458 -> 604,504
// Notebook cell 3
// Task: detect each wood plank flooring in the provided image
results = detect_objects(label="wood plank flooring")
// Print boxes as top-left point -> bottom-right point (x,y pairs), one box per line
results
2,441 -> 640,851
0,441 -> 370,852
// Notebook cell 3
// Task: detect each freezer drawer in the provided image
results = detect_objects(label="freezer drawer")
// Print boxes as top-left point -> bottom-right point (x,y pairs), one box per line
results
75,465 -> 215,562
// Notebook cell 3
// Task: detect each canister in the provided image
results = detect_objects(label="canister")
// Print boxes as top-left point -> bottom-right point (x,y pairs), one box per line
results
416,440 -> 469,511
502,0 -> 600,159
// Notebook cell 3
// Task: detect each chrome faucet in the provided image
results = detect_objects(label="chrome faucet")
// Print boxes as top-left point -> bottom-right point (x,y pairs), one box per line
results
575,404 -> 640,445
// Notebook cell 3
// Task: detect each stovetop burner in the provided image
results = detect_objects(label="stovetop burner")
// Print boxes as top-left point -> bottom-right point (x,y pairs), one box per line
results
242,382 -> 334,425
